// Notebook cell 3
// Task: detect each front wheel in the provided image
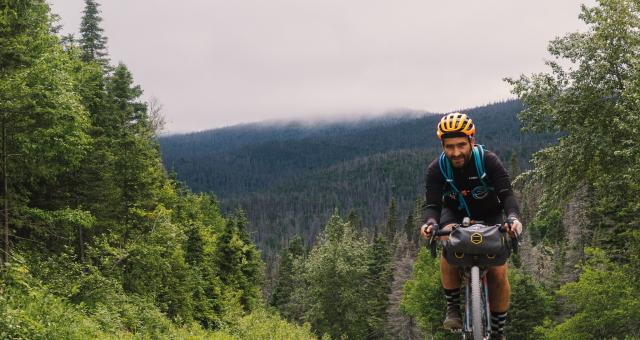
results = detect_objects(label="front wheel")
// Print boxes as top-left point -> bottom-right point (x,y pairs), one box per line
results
470,266 -> 485,340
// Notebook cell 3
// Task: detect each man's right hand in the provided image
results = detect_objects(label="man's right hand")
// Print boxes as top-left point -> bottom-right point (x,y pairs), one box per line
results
421,223 -> 456,240
420,224 -> 433,240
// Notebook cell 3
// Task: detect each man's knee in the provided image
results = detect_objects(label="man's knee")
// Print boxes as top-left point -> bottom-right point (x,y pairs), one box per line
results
487,264 -> 509,287
440,256 -> 461,288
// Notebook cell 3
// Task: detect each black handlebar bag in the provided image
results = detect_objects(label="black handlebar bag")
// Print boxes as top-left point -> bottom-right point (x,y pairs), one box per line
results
442,224 -> 510,267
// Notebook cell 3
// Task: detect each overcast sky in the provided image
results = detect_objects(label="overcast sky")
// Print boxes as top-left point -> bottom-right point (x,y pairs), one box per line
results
48,0 -> 592,133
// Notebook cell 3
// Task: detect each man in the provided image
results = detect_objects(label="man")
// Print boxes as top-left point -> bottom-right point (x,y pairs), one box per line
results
420,112 -> 522,340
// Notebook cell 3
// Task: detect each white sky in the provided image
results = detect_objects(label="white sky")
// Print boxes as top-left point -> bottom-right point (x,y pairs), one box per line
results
48,0 -> 592,133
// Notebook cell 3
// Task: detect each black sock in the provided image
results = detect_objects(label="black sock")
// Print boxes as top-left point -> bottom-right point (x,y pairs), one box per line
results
491,311 -> 507,337
444,288 -> 461,310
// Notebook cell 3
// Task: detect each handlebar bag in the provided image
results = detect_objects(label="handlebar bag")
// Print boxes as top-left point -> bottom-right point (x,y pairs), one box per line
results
442,224 -> 510,267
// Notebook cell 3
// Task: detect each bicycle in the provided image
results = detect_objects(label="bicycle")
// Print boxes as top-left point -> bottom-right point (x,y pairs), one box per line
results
428,217 -> 519,340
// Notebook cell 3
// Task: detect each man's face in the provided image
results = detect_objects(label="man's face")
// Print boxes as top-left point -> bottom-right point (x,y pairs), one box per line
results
442,136 -> 473,168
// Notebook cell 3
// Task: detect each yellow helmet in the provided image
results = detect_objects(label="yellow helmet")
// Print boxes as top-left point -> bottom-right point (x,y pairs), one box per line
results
437,112 -> 475,140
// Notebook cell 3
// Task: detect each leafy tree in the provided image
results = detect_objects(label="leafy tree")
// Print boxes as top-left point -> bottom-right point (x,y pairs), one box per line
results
535,247 -> 640,338
506,0 -> 640,246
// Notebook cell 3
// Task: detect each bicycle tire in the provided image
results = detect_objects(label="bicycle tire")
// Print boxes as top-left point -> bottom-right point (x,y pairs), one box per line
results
470,266 -> 484,340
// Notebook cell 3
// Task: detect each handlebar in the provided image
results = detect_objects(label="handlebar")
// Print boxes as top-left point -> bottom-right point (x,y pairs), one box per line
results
427,220 -> 520,258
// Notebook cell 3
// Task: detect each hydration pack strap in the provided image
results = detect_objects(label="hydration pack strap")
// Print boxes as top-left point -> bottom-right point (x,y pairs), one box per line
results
472,144 -> 494,190
439,152 -> 472,217
438,145 -> 495,217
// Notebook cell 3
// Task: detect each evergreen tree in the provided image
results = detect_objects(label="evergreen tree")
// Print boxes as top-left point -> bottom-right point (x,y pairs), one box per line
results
385,197 -> 399,240
508,152 -> 522,180
404,207 -> 416,243
0,4 -> 91,262
366,234 -> 394,339
347,208 -> 363,231
107,63 -> 165,231
79,0 -> 109,67
216,210 -> 263,312
270,235 -> 304,317
296,212 -> 370,339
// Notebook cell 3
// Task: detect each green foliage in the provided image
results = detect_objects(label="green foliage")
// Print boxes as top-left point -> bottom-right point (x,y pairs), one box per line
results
507,268 -> 554,339
507,0 -> 640,240
79,0 -> 109,67
527,207 -> 564,245
293,213 -> 371,339
210,308 -> 317,340
270,235 -> 304,316
0,260 -> 108,339
366,235 -> 394,339
0,1 -> 302,338
507,2 -> 640,337
401,248 -> 452,339
385,197 -> 399,239
535,247 -> 640,339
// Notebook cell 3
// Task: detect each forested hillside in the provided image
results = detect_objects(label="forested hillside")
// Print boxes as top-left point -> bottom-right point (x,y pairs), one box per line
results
0,1 -> 314,338
160,100 -> 556,262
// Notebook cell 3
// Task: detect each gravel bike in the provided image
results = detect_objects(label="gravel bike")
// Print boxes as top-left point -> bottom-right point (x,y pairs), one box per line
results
428,218 -> 519,340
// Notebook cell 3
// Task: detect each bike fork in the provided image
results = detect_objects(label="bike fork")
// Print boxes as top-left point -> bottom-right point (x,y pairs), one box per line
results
483,275 -> 491,338
464,278 -> 472,333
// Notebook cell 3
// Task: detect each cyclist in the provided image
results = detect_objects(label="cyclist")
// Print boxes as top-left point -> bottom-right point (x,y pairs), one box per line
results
420,112 -> 522,340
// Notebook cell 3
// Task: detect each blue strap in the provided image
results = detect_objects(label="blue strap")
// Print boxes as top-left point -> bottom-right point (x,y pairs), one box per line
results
438,145 -> 496,218
439,152 -> 472,217
473,145 -> 494,190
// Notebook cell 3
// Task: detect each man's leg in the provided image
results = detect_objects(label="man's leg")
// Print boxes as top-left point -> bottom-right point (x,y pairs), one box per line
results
440,255 -> 462,329
487,264 -> 510,339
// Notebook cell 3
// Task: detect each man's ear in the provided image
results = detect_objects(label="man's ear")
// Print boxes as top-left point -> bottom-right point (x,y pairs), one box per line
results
469,137 -> 475,147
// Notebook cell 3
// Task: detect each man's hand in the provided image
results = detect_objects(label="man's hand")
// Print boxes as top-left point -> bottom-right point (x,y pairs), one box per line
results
420,223 -> 456,240
504,218 -> 523,238
420,223 -> 433,240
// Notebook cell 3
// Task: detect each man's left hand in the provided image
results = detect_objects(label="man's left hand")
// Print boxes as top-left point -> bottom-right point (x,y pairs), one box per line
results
504,219 -> 522,238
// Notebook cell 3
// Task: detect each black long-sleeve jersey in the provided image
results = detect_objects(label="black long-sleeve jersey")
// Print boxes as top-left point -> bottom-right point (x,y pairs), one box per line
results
424,149 -> 520,226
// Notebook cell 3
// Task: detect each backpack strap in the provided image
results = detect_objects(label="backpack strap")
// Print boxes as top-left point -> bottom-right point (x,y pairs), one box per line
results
438,145 -> 496,217
438,152 -> 472,217
473,145 -> 494,190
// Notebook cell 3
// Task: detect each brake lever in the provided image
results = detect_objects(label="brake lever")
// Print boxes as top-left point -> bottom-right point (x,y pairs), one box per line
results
428,224 -> 439,258
506,218 -> 520,254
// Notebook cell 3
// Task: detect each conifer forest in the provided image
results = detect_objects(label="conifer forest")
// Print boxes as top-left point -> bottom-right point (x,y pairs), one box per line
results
1,0 -> 640,339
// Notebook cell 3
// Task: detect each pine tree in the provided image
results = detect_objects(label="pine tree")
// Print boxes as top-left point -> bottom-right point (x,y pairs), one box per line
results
106,63 -> 164,229
297,212 -> 370,339
347,208 -> 363,231
216,211 -> 263,312
79,0 -> 109,67
508,152 -> 521,180
270,235 -> 304,317
385,197 -> 399,240
366,234 -> 394,339
404,207 -> 416,243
